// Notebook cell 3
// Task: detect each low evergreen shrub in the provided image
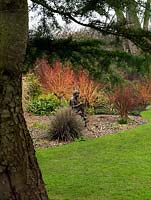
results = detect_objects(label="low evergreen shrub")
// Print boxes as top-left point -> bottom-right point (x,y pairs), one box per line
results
27,93 -> 60,115
22,73 -> 42,110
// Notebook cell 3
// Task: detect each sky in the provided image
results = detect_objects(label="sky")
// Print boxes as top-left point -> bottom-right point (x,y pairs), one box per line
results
28,0 -> 82,32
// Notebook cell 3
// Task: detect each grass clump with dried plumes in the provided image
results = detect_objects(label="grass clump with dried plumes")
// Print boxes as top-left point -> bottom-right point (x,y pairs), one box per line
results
48,107 -> 84,141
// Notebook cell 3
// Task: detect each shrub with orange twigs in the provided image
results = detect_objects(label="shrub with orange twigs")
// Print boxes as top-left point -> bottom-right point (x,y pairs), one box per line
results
34,59 -> 101,108
109,85 -> 136,122
35,59 -> 76,99
134,79 -> 151,107
76,70 -> 101,107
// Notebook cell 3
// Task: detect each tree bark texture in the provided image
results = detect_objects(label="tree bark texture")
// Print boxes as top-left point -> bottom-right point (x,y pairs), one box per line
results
115,2 -> 141,55
0,0 -> 48,199
143,0 -> 151,30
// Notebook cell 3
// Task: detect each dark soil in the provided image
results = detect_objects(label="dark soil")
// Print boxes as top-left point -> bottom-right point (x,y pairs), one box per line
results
24,112 -> 148,148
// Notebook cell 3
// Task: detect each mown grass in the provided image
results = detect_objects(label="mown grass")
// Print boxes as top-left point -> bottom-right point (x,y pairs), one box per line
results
36,110 -> 151,200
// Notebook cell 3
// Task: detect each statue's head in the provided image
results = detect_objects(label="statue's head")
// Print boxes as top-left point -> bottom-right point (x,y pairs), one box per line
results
73,89 -> 80,97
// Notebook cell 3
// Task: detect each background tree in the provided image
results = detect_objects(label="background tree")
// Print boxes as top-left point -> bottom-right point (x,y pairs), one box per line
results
0,0 -> 48,199
30,0 -> 151,52
25,31 -> 151,86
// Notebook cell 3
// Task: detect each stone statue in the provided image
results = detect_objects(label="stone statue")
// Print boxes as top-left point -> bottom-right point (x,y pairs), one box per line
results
69,90 -> 87,126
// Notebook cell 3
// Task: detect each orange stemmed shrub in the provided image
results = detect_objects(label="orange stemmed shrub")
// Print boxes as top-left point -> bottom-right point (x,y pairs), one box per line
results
35,59 -> 76,99
76,70 -> 100,107
109,85 -> 136,123
34,59 -> 101,107
109,79 -> 151,123
134,79 -> 151,107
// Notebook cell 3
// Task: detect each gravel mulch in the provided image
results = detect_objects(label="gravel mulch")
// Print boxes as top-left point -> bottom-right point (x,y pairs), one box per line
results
24,112 -> 148,148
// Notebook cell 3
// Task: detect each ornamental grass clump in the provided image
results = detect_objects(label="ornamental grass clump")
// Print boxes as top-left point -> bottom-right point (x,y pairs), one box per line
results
48,107 -> 84,141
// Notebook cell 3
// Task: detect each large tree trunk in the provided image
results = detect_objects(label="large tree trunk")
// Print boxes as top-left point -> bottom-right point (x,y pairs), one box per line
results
124,1 -> 141,55
143,0 -> 151,30
0,1 -> 48,199
115,1 -> 141,55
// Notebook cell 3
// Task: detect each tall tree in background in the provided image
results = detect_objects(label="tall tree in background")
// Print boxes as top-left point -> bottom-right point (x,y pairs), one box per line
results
115,0 -> 141,54
143,0 -> 151,30
31,0 -> 151,53
0,0 -> 48,199
115,0 -> 151,54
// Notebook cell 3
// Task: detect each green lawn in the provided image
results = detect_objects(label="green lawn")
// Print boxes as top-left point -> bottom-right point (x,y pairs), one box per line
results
37,110 -> 151,200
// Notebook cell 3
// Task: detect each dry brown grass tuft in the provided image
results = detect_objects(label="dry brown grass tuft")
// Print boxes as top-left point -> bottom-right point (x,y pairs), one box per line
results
48,107 -> 84,141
